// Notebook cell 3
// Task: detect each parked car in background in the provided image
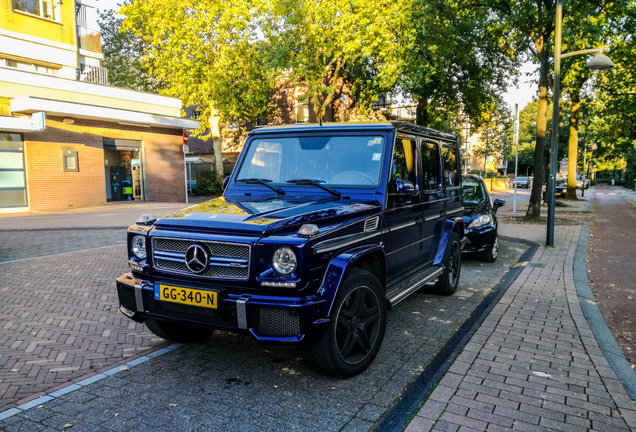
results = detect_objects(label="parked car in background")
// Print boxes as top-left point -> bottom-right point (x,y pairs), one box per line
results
515,176 -> 532,189
461,175 -> 505,262
576,177 -> 590,189
555,177 -> 567,197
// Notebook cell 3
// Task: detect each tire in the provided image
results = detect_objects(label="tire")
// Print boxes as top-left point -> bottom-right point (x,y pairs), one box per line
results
433,232 -> 461,295
310,269 -> 387,378
480,233 -> 499,263
145,318 -> 211,343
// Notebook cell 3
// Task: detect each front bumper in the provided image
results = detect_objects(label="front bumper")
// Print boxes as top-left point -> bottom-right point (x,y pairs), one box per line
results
116,273 -> 327,343
462,226 -> 497,255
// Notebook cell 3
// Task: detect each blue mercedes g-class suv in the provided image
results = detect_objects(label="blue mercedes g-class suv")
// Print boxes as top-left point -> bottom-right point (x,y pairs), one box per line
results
116,121 -> 464,377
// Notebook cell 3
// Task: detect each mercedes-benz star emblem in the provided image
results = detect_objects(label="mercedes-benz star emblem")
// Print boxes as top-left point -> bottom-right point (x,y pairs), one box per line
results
185,244 -> 209,274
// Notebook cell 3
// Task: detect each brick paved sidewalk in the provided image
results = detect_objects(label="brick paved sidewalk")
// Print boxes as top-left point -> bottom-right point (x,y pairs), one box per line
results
406,223 -> 636,431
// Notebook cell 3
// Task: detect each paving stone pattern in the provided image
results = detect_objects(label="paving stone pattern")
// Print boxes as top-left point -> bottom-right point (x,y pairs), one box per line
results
0,229 -> 127,263
0,245 -> 167,410
406,224 -> 636,432
0,237 -> 526,431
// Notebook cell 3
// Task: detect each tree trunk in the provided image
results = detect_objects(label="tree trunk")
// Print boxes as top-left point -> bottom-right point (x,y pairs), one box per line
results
416,99 -> 430,126
525,46 -> 550,221
209,110 -> 225,180
565,90 -> 581,200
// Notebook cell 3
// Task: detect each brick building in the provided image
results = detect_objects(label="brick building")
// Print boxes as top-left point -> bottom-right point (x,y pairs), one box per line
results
0,0 -> 198,213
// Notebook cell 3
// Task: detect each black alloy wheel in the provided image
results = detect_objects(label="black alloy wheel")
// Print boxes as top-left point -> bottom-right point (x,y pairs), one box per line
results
434,231 -> 461,295
310,269 -> 387,378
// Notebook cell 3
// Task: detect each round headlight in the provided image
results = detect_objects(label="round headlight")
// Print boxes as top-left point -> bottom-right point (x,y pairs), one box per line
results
131,235 -> 147,259
272,247 -> 297,275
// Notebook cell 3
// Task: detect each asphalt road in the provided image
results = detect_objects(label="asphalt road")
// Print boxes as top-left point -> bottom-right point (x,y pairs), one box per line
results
588,185 -> 636,368
0,209 -> 529,431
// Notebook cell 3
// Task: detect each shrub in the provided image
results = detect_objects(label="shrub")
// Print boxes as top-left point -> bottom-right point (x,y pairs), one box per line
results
196,172 -> 223,196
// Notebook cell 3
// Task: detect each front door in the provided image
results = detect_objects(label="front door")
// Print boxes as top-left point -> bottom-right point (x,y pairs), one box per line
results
384,136 -> 422,279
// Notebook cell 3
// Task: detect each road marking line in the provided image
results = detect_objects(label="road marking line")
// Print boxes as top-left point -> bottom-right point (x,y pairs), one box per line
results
0,343 -> 182,421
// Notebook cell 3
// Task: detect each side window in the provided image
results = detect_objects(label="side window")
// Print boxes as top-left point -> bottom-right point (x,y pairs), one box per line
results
421,141 -> 440,192
441,146 -> 460,189
389,137 -> 417,206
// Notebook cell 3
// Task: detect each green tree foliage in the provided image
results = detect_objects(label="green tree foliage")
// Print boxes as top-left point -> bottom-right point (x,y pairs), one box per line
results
558,0 -> 633,199
121,0 -> 277,133
588,36 -> 636,167
402,0 -> 520,131
98,5 -> 161,93
485,0 -> 634,218
515,101 -> 540,169
474,103 -> 513,174
264,0 -> 411,121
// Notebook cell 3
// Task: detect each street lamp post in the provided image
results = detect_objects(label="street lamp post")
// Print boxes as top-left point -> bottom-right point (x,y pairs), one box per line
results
546,0 -> 614,247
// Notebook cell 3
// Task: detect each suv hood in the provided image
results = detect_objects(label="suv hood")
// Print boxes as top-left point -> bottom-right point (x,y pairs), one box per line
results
154,196 -> 381,234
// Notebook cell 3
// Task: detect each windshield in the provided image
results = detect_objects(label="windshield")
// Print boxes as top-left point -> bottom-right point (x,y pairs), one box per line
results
235,135 -> 386,187
462,180 -> 486,204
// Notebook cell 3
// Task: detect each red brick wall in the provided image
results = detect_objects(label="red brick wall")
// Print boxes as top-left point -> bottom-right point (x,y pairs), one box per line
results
143,133 -> 185,202
20,115 -> 185,211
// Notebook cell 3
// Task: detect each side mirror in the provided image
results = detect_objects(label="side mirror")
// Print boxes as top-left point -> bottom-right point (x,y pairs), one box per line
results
394,178 -> 417,194
493,199 -> 505,214
222,176 -> 230,190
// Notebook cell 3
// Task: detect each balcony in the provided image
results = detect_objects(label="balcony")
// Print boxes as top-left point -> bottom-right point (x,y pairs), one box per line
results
76,64 -> 108,85
77,27 -> 101,53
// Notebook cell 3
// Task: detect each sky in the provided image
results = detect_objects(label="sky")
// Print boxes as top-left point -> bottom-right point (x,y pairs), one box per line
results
502,62 -> 539,114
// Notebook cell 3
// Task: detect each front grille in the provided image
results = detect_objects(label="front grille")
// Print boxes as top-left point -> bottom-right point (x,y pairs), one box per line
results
254,307 -> 301,337
152,237 -> 250,280
117,285 -> 137,311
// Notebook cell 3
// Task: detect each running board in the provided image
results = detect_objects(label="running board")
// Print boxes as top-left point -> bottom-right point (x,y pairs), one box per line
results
386,266 -> 444,307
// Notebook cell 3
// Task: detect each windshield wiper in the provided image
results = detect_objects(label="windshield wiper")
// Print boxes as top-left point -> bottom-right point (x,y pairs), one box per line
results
286,179 -> 341,198
236,178 -> 285,195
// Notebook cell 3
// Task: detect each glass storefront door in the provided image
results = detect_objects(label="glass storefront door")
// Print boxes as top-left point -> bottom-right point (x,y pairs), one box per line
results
0,133 -> 27,208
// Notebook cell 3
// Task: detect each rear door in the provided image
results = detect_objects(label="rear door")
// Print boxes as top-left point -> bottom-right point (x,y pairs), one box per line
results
419,139 -> 445,263
441,144 -> 463,217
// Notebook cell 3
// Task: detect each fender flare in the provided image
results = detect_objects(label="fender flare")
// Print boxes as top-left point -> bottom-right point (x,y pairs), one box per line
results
317,244 -> 385,318
433,217 -> 464,265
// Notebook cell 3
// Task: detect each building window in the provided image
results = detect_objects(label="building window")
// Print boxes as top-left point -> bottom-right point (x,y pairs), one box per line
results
62,150 -> 79,172
1,58 -> 60,75
12,0 -> 61,21
296,102 -> 309,123
0,133 -> 27,208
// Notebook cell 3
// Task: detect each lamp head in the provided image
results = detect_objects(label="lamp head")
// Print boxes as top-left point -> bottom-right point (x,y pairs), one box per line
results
586,53 -> 615,72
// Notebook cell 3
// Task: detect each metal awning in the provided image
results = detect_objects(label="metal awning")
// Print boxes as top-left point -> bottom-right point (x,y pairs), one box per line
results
10,97 -> 200,130
103,138 -> 142,151
0,113 -> 45,132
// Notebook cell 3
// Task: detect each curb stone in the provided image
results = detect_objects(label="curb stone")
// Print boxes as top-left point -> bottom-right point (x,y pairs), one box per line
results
374,237 -> 537,431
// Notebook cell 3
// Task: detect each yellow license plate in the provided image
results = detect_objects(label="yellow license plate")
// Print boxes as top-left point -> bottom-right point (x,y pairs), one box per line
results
156,284 -> 218,309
